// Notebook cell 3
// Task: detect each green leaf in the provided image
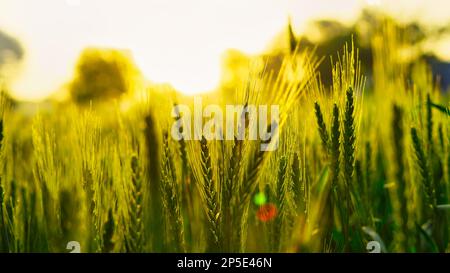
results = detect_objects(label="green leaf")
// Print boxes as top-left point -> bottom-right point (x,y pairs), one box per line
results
437,204 -> 450,210
429,102 -> 450,116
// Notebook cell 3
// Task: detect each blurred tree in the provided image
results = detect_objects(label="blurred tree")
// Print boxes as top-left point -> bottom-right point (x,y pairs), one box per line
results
268,9 -> 450,89
218,9 -> 450,97
69,48 -> 142,104
0,29 -> 24,85
0,29 -> 23,67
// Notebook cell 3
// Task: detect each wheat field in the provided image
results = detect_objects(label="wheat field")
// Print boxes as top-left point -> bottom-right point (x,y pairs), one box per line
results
0,20 -> 449,254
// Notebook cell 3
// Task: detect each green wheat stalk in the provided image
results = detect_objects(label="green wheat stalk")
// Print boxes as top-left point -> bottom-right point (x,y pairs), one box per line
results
200,136 -> 221,252
273,156 -> 288,252
314,102 -> 330,153
426,94 -> 433,146
291,152 -> 302,211
144,114 -> 164,252
330,104 -> 341,189
161,132 -> 186,253
126,155 -> 144,252
343,87 -> 356,193
392,104 -> 409,251
222,137 -> 242,252
411,127 -> 436,210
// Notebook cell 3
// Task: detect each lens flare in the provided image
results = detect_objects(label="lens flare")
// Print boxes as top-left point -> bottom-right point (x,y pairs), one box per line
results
256,203 -> 277,222
253,192 -> 267,206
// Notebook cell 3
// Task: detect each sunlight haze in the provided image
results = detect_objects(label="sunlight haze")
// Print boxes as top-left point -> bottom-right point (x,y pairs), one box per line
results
0,0 -> 448,100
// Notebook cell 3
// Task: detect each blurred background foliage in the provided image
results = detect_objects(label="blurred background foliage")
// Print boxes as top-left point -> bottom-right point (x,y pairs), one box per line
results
221,9 -> 450,98
68,48 -> 143,105
0,8 -> 449,106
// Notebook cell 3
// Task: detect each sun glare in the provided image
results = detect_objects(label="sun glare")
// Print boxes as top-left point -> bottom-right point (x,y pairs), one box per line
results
1,0 -> 295,99
0,0 -> 448,100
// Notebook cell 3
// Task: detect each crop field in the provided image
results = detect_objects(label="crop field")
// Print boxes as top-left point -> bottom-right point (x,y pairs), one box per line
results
0,14 -> 449,253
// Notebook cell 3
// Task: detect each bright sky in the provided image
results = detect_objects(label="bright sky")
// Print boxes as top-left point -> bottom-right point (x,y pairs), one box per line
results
0,0 -> 449,100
